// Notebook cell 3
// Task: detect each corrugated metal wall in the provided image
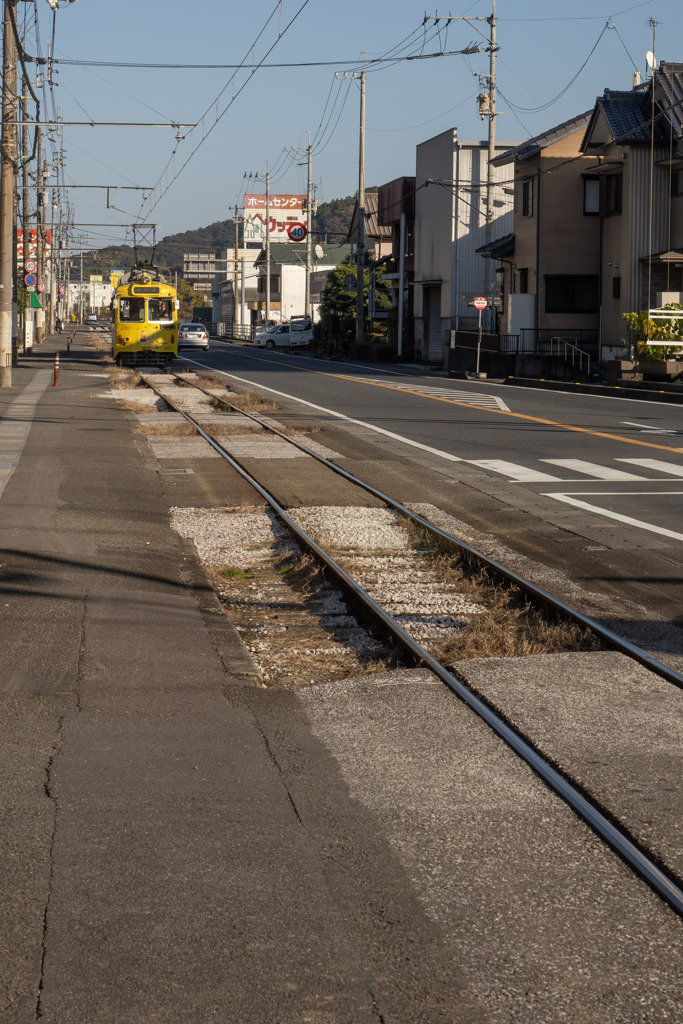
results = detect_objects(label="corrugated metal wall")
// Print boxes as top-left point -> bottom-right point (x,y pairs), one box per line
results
628,147 -> 670,309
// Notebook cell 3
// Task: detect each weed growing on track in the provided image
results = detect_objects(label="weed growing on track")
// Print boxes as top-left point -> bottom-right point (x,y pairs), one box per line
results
418,545 -> 603,662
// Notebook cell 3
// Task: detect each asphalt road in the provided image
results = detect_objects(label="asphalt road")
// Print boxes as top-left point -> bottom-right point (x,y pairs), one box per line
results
177,343 -> 683,653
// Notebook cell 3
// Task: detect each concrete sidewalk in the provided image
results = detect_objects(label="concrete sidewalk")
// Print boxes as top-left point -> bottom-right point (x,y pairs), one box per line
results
0,333 -> 482,1023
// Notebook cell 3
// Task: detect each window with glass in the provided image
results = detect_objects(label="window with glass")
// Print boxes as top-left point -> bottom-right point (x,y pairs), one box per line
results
118,297 -> 145,322
522,179 -> 534,217
545,275 -> 599,314
583,177 -> 600,214
149,297 -> 173,322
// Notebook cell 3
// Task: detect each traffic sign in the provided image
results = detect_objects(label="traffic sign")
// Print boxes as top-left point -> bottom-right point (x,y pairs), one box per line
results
473,296 -> 487,310
27,286 -> 35,293
287,222 -> 307,242
37,282 -> 46,293
25,259 -> 36,272
24,272 -> 36,287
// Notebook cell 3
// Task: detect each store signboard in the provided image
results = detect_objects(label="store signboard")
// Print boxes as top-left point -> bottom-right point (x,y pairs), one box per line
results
243,195 -> 306,244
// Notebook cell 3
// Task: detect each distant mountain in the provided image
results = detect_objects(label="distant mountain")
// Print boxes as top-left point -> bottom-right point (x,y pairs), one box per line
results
81,192 -> 374,277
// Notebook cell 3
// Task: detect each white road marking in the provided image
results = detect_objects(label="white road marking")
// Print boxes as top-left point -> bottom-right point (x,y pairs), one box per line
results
362,378 -> 510,411
542,459 -> 645,481
193,365 -> 464,463
468,460 -> 561,482
617,457 -> 683,477
543,492 -> 683,542
621,420 -> 677,434
0,370 -> 52,500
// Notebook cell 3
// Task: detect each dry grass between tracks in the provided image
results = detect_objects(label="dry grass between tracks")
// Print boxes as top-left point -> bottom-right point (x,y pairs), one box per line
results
209,550 -> 393,687
417,546 -> 603,663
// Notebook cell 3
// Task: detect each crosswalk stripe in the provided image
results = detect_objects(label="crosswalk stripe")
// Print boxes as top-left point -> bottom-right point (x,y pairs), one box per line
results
542,459 -> 646,481
616,458 -> 683,478
467,459 -> 562,482
362,379 -> 510,411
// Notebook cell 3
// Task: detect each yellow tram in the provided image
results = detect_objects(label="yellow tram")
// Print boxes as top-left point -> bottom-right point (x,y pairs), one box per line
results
112,265 -> 178,366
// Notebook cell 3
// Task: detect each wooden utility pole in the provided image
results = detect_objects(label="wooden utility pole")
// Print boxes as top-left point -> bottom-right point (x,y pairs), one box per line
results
0,0 -> 18,385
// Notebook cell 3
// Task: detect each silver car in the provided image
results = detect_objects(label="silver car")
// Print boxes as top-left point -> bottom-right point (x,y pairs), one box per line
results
178,322 -> 209,351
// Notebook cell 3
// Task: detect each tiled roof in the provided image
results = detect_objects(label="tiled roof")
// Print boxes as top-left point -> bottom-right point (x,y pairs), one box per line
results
588,87 -> 671,145
655,62 -> 683,136
491,112 -> 592,166
349,193 -> 392,241
475,232 -> 515,259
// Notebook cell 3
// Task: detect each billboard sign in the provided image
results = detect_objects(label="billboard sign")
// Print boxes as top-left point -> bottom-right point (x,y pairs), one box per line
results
17,228 -> 51,261
243,195 -> 306,244
110,271 -> 124,288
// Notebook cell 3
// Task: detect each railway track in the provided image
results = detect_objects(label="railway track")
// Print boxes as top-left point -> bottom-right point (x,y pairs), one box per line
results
137,368 -> 683,918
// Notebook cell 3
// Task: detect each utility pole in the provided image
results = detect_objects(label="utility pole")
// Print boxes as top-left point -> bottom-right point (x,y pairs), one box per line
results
231,195 -> 240,334
356,67 -> 366,344
0,0 -> 18,385
485,0 -> 497,238
305,130 -> 312,319
20,73 -> 29,353
35,140 -> 46,342
265,165 -> 270,324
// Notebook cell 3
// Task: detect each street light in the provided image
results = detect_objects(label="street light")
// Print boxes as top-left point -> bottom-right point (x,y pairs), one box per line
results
45,0 -> 78,9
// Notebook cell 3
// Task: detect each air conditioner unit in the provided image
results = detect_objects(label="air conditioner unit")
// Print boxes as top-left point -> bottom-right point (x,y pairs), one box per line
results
656,292 -> 682,306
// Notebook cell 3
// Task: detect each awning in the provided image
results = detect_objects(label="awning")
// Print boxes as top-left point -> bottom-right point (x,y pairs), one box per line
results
476,232 -> 515,260
640,249 -> 683,262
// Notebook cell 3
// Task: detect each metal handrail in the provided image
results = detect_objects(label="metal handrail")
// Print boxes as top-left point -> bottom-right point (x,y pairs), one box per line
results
548,336 -> 591,375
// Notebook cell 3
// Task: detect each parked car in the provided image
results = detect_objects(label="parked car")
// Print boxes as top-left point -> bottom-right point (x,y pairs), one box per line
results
87,313 -> 97,322
177,322 -> 209,351
254,320 -> 313,349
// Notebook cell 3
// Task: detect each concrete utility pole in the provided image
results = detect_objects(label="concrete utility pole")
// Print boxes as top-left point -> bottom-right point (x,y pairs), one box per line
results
35,138 -> 46,342
305,130 -> 312,319
0,0 -> 18,386
355,67 -> 366,344
265,165 -> 270,324
485,0 -> 497,238
232,195 -> 240,334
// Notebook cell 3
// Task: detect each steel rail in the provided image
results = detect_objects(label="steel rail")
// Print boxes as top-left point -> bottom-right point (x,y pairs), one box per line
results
147,375 -> 683,918
172,371 -> 683,690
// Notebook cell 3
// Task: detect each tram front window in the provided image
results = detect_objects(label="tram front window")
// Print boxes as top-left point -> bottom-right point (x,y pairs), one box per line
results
119,297 -> 145,322
149,298 -> 173,322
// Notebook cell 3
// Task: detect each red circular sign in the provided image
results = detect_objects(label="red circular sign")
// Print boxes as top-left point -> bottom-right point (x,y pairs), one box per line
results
287,222 -> 307,241
25,259 -> 36,272
473,296 -> 487,310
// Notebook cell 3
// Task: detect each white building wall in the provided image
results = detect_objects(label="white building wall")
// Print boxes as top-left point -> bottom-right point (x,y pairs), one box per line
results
414,129 -> 518,360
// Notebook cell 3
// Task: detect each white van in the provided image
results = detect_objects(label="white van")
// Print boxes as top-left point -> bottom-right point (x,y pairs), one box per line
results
255,320 -> 313,349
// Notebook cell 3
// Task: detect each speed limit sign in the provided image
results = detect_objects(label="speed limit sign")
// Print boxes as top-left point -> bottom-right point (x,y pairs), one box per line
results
25,259 -> 36,272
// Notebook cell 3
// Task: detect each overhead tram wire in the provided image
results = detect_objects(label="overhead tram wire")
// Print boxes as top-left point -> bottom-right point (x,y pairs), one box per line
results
137,0 -> 316,222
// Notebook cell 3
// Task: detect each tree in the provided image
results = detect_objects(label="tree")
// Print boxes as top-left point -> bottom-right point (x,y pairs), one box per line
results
177,277 -> 207,320
318,255 -> 391,350
622,303 -> 683,359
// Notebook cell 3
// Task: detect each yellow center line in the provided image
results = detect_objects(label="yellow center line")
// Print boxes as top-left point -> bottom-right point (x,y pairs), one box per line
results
232,350 -> 683,456
311,369 -> 683,455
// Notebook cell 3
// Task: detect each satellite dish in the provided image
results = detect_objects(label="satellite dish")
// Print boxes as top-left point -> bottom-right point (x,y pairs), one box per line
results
315,244 -> 324,259
646,50 -> 656,70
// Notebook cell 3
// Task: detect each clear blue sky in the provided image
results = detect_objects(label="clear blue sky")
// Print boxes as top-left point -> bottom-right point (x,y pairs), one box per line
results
23,0 -> 683,246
